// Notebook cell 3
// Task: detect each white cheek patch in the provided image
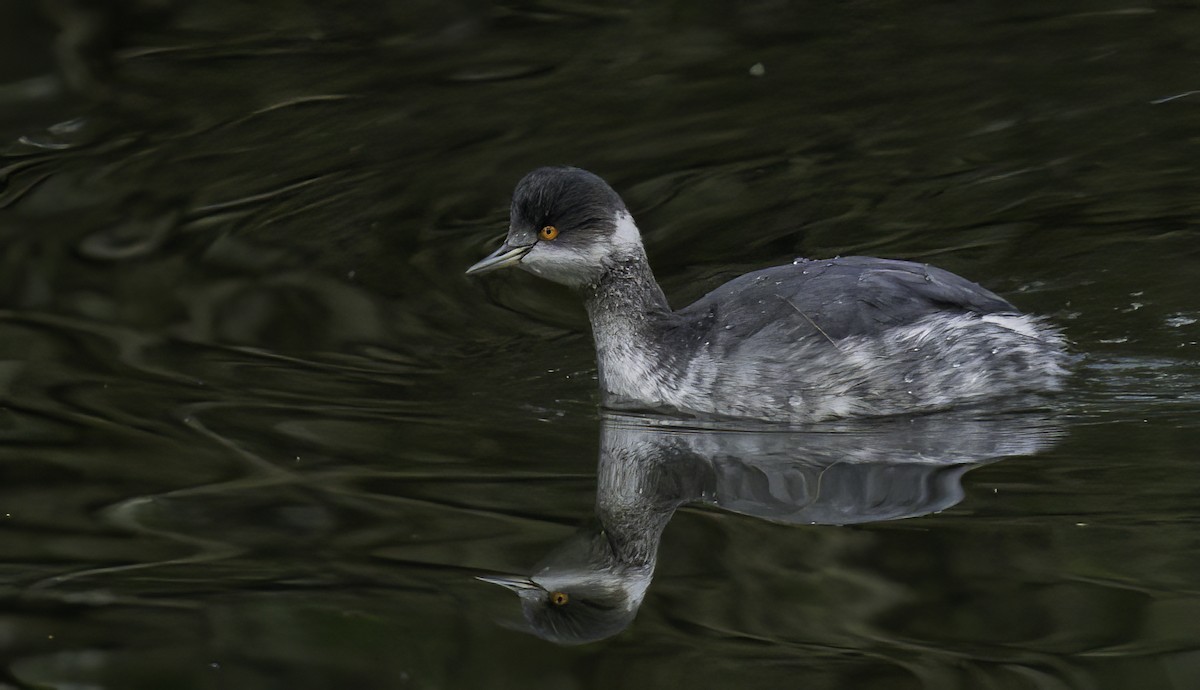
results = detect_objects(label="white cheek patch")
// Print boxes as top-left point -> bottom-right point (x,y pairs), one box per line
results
522,242 -> 606,286
519,211 -> 646,287
611,211 -> 641,254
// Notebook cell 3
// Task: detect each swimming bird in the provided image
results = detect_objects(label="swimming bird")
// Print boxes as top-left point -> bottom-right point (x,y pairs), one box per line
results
466,167 -> 1069,421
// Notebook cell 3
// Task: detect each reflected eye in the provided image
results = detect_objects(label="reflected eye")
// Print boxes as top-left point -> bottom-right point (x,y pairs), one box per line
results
550,591 -> 569,606
539,225 -> 559,241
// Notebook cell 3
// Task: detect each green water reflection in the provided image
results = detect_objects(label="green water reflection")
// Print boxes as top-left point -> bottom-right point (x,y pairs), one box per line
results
2,1 -> 1199,688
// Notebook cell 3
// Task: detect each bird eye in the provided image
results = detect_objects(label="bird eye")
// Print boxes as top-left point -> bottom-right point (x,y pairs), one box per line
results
550,591 -> 569,606
539,225 -> 559,241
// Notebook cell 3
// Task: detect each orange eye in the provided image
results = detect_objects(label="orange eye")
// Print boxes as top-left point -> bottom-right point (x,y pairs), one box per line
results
550,592 -> 569,606
539,225 -> 559,241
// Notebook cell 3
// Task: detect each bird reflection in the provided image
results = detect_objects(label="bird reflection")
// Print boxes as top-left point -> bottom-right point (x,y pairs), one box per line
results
480,411 -> 1063,645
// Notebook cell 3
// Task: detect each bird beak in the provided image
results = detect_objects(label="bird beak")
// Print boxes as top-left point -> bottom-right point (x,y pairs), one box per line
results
465,242 -> 534,276
476,574 -> 542,593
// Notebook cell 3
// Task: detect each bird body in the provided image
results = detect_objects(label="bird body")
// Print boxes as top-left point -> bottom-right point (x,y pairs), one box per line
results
467,167 -> 1069,421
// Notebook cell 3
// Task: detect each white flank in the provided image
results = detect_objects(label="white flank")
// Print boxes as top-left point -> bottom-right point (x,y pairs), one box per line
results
980,313 -> 1041,339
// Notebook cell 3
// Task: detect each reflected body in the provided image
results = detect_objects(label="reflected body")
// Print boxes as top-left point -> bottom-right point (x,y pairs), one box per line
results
468,167 -> 1070,421
481,412 -> 1064,644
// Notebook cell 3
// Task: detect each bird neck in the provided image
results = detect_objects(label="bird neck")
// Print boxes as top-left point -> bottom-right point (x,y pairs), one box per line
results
595,490 -> 677,569
595,429 -> 711,568
582,250 -> 671,317
580,252 -> 677,403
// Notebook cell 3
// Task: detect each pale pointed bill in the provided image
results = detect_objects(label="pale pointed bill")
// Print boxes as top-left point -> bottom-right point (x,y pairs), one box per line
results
475,574 -> 541,592
465,243 -> 533,275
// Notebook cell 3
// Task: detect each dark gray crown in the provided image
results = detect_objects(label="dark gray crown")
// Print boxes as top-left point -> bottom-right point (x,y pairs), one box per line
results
510,167 -> 626,237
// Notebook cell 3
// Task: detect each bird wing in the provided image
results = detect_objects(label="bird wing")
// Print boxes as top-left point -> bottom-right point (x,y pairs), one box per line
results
679,256 -> 1017,342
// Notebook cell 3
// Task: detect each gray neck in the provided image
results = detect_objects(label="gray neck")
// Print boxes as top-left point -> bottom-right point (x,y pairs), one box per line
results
594,453 -> 679,569
597,507 -> 673,569
581,251 -> 671,320
580,253 -> 677,403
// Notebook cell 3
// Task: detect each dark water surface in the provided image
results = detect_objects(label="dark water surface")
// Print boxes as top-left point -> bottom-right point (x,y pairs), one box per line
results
2,1 -> 1199,688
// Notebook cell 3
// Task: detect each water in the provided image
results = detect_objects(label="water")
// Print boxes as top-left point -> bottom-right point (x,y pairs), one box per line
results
2,1 -> 1199,688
